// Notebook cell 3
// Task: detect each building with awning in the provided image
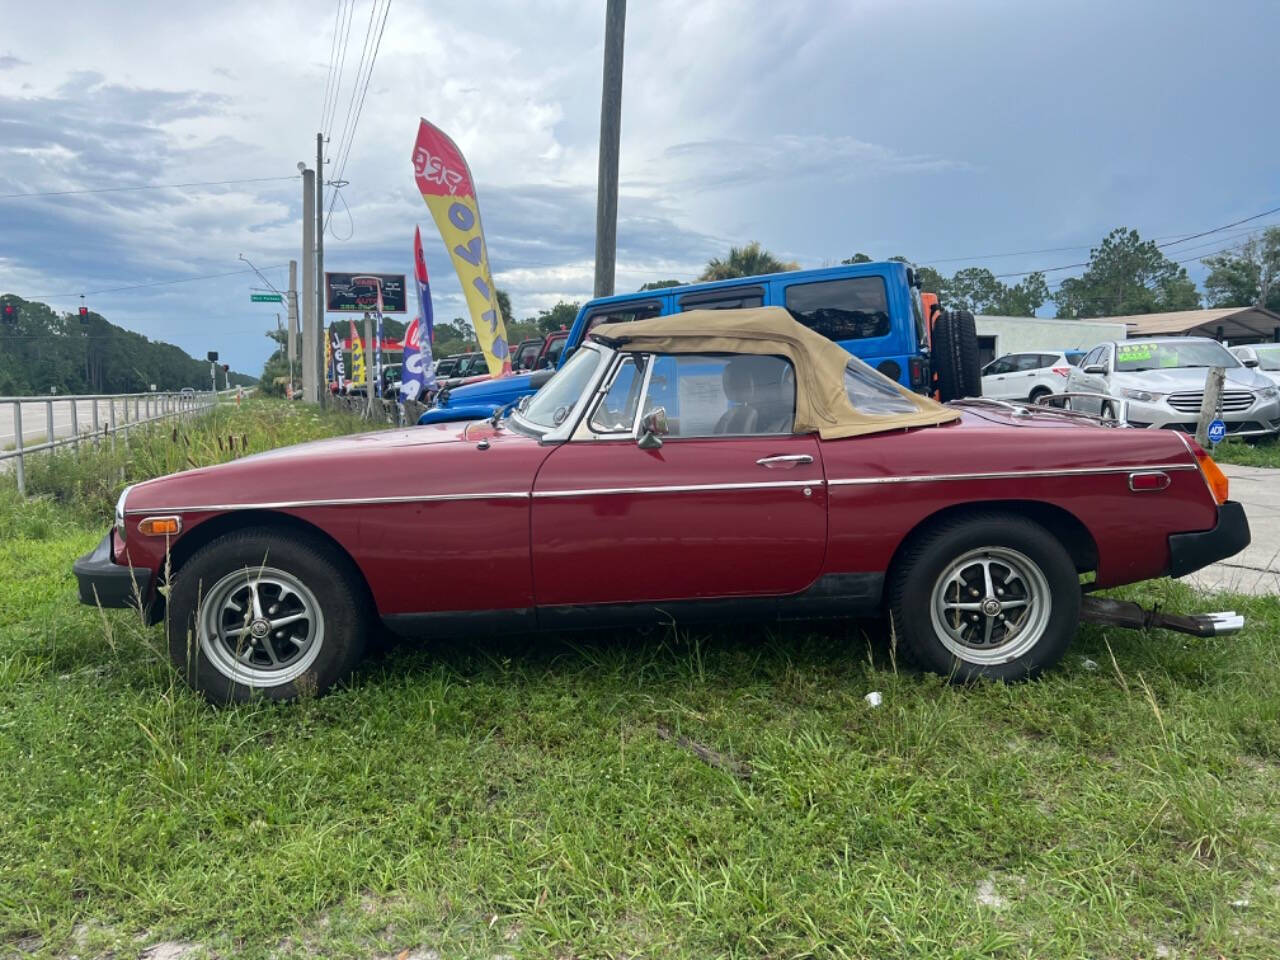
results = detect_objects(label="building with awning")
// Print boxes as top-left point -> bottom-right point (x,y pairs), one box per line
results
1108,306 -> 1280,343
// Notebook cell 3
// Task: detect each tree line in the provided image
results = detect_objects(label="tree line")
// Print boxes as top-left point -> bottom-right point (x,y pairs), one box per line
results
0,295 -> 256,396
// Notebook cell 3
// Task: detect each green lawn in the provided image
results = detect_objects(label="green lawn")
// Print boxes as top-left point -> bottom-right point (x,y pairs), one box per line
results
2,401 -> 1279,959
1211,435 -> 1280,469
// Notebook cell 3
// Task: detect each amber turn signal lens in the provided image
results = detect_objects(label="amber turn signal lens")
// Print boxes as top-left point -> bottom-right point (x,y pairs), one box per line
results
138,516 -> 181,537
1194,449 -> 1229,505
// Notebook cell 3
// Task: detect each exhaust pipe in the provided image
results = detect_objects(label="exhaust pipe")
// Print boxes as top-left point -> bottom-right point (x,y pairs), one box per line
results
1080,595 -> 1244,638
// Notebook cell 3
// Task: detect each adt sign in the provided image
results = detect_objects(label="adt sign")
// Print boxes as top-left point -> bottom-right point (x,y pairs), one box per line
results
1207,419 -> 1227,445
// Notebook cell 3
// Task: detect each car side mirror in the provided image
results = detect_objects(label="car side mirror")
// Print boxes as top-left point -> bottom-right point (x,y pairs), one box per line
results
1242,358 -> 1259,368
1083,364 -> 1107,375
637,407 -> 668,449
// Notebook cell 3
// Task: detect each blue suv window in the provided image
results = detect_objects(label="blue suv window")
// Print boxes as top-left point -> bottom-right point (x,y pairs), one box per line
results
784,276 -> 890,341
678,286 -> 764,311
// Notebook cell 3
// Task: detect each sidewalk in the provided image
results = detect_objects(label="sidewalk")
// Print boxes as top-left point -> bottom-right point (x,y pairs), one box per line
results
1183,464 -> 1280,596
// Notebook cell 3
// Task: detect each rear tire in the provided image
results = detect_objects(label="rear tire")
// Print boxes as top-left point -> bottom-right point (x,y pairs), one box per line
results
889,513 -> 1080,681
932,309 -> 982,401
168,530 -> 369,703
1029,387 -> 1052,405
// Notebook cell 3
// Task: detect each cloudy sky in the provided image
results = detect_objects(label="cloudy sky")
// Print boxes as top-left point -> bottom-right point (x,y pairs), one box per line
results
0,0 -> 1276,375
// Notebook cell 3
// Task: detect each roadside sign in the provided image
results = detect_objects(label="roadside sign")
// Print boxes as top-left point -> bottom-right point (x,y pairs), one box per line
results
1207,419 -> 1226,445
325,272 -> 407,313
251,293 -> 283,303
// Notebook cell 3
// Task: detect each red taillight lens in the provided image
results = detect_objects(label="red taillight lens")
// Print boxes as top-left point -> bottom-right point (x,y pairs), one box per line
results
909,355 -> 927,390
1052,366 -> 1070,377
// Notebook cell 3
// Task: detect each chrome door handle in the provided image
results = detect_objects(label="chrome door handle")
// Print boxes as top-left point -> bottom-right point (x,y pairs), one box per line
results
756,454 -> 814,468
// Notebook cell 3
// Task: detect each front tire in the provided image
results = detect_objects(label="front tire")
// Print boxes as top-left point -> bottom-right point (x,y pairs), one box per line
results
168,530 -> 369,703
889,513 -> 1080,681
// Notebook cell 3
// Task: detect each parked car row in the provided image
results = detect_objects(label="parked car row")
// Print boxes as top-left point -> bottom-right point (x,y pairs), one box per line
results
981,337 -> 1280,439
1065,338 -> 1280,438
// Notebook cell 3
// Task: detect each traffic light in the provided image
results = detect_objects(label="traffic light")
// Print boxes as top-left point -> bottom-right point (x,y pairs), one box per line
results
78,305 -> 89,324
2,303 -> 15,325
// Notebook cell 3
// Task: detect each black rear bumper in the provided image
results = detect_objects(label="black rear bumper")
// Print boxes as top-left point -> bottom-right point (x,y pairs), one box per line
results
72,532 -> 151,609
1168,500 -> 1251,578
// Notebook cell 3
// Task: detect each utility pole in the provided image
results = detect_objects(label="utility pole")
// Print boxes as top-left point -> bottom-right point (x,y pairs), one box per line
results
592,0 -> 626,298
287,259 -> 298,392
301,165 -> 318,403
316,132 -> 328,408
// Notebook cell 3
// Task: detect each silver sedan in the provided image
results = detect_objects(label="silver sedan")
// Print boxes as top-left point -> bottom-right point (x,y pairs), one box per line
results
1066,337 -> 1280,438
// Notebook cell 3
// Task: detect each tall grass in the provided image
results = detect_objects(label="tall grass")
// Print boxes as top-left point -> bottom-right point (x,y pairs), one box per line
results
3,398 -> 372,522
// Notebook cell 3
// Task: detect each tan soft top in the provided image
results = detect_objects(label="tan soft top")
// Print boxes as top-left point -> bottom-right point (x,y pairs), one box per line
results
590,306 -> 959,439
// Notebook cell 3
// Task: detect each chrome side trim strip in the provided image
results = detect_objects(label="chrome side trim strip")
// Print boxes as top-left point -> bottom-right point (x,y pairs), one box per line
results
827,463 -> 1198,487
533,479 -> 819,499
126,491 -> 531,514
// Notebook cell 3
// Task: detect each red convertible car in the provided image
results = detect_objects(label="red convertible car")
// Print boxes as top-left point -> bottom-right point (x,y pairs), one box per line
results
75,309 -> 1250,702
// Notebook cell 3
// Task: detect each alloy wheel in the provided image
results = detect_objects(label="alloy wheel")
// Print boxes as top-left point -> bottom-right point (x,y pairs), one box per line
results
197,566 -> 325,687
929,546 -> 1053,665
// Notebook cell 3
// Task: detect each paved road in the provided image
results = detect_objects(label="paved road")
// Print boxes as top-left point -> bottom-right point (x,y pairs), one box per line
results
1185,463 -> 1280,596
0,397 -> 149,449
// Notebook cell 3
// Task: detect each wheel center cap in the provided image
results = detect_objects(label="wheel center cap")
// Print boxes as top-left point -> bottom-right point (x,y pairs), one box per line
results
981,598 -> 1001,617
249,618 -> 270,639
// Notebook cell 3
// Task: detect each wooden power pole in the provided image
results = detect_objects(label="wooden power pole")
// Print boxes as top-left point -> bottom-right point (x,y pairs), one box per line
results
592,0 -> 626,298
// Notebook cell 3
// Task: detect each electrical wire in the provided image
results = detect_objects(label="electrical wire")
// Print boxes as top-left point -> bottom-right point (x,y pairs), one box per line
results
324,0 -> 393,238
913,202 -> 1280,276
29,265 -> 290,300
324,0 -> 357,140
319,0 -> 343,135
327,0 -> 380,190
0,175 -> 298,201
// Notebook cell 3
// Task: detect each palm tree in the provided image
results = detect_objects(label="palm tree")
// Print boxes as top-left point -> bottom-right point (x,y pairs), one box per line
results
699,242 -> 800,281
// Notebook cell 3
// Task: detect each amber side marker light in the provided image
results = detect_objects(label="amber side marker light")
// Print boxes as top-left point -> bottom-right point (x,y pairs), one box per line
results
1192,447 -> 1230,505
138,516 -> 182,537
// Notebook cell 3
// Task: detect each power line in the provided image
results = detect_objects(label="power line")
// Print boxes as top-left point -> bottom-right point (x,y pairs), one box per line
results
1157,204 -> 1280,249
319,0 -> 343,134
324,0 -> 357,140
0,175 -> 298,201
328,0 -> 380,184
324,0 -> 392,237
334,0 -> 390,187
917,202 -> 1280,276
28,265 -> 290,299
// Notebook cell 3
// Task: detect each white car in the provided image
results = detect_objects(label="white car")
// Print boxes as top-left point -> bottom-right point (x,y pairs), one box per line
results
980,351 -> 1084,402
1229,344 -> 1280,387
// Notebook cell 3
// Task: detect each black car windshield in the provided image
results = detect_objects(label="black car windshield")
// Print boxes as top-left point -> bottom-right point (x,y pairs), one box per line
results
512,344 -> 603,435
1252,345 -> 1280,371
1114,340 -> 1240,372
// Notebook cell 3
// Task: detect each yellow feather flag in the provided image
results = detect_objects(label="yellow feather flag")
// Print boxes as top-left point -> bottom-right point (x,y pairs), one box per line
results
350,320 -> 366,386
411,118 -> 511,377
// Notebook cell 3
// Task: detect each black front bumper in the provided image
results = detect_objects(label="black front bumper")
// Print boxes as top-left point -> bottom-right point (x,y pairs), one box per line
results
1168,500 -> 1251,578
73,532 -> 151,608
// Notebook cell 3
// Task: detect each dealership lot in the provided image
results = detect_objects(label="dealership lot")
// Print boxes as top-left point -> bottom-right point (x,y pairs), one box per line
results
1185,462 -> 1280,594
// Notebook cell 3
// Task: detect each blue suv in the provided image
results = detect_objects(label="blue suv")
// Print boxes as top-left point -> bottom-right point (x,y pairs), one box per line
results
420,260 -> 977,424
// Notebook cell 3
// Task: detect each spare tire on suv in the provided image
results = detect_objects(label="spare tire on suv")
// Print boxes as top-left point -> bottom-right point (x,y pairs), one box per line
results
932,309 -> 982,401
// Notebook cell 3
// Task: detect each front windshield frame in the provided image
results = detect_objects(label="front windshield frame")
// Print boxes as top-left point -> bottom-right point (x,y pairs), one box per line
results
508,341 -> 612,441
1114,339 -> 1241,373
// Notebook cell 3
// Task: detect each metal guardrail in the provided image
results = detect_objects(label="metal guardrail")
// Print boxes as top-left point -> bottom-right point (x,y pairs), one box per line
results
1,387 -> 254,495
